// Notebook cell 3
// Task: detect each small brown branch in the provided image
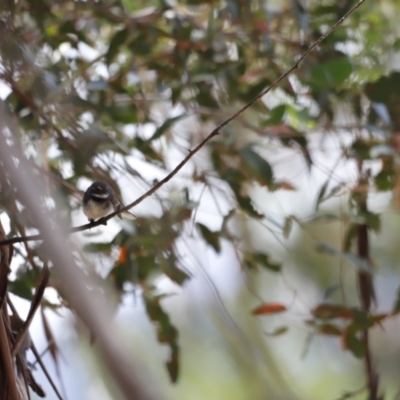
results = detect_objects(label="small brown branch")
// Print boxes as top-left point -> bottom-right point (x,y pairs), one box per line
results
0,0 -> 366,247
12,264 -> 49,357
0,310 -> 20,399
355,166 -> 379,400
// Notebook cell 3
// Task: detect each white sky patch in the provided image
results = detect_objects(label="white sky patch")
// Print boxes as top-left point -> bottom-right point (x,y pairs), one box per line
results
0,79 -> 11,99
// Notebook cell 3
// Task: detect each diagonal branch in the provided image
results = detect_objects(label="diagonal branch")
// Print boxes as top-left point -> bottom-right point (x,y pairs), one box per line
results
0,0 -> 366,247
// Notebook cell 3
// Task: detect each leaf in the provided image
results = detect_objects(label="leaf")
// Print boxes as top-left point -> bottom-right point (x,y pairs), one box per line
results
351,310 -> 374,330
117,245 -> 129,264
343,223 -> 357,252
236,194 -> 264,218
252,303 -> 287,315
107,104 -> 138,124
239,145 -> 273,185
195,83 -> 219,108
264,326 -> 289,336
393,285 -> 400,313
309,57 -> 353,89
83,242 -> 112,254
276,180 -> 297,191
144,294 -> 179,383
315,242 -> 341,256
261,104 -> 286,126
149,114 -> 185,141
253,253 -> 281,272
8,279 -> 33,300
106,28 -> 129,65
342,333 -> 365,358
318,323 -> 342,336
323,284 -> 340,300
285,105 -> 316,130
279,134 -> 312,169
196,223 -> 221,253
375,168 -> 396,191
315,180 -> 329,211
366,72 -> 400,127
158,253 -> 190,285
364,211 -> 381,233
312,304 -> 355,319
283,216 -> 293,239
134,137 -> 164,164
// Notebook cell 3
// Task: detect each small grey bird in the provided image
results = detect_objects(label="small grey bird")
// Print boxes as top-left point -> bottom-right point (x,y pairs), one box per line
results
83,181 -> 136,223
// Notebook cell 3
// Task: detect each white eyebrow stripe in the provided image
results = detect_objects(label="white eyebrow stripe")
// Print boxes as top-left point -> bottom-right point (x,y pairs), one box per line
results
91,193 -> 108,199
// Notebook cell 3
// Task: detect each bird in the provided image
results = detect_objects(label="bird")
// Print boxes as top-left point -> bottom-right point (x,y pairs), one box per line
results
83,181 -> 136,223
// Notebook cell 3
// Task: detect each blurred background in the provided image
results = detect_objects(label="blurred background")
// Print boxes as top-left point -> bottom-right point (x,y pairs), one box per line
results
1,0 -> 400,399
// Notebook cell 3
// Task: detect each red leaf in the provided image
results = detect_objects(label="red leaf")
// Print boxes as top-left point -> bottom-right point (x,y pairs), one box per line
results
276,180 -> 297,191
252,303 -> 287,315
312,304 -> 355,319
118,245 -> 128,264
268,124 -> 297,136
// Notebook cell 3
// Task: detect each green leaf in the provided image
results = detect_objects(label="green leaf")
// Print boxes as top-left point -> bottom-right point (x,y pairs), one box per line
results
364,211 -> 381,233
323,284 -> 340,300
83,242 -> 112,254
228,182 -> 264,219
392,284 -> 400,314
133,138 -> 164,164
107,104 -> 138,124
239,145 -> 273,185
8,279 -> 33,300
283,216 -> 293,239
343,223 -> 357,252
236,194 -> 264,218
315,181 -> 344,211
159,253 -> 190,285
285,105 -> 316,130
261,105 -> 286,126
309,57 -> 353,89
315,242 -> 341,256
344,333 -> 366,358
375,168 -> 395,191
196,223 -> 221,253
106,28 -> 129,65
315,181 -> 329,211
245,252 -> 281,272
318,323 -> 342,336
149,114 -> 185,141
280,134 -> 312,169
351,311 -> 374,330
195,83 -> 219,109
394,285 -> 400,313
264,326 -> 289,336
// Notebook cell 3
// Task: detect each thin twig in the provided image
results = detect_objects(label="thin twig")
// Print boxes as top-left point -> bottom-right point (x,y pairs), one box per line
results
0,0 -> 366,247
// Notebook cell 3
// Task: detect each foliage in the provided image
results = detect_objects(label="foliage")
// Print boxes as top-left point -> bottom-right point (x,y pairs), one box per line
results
1,0 -> 400,399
